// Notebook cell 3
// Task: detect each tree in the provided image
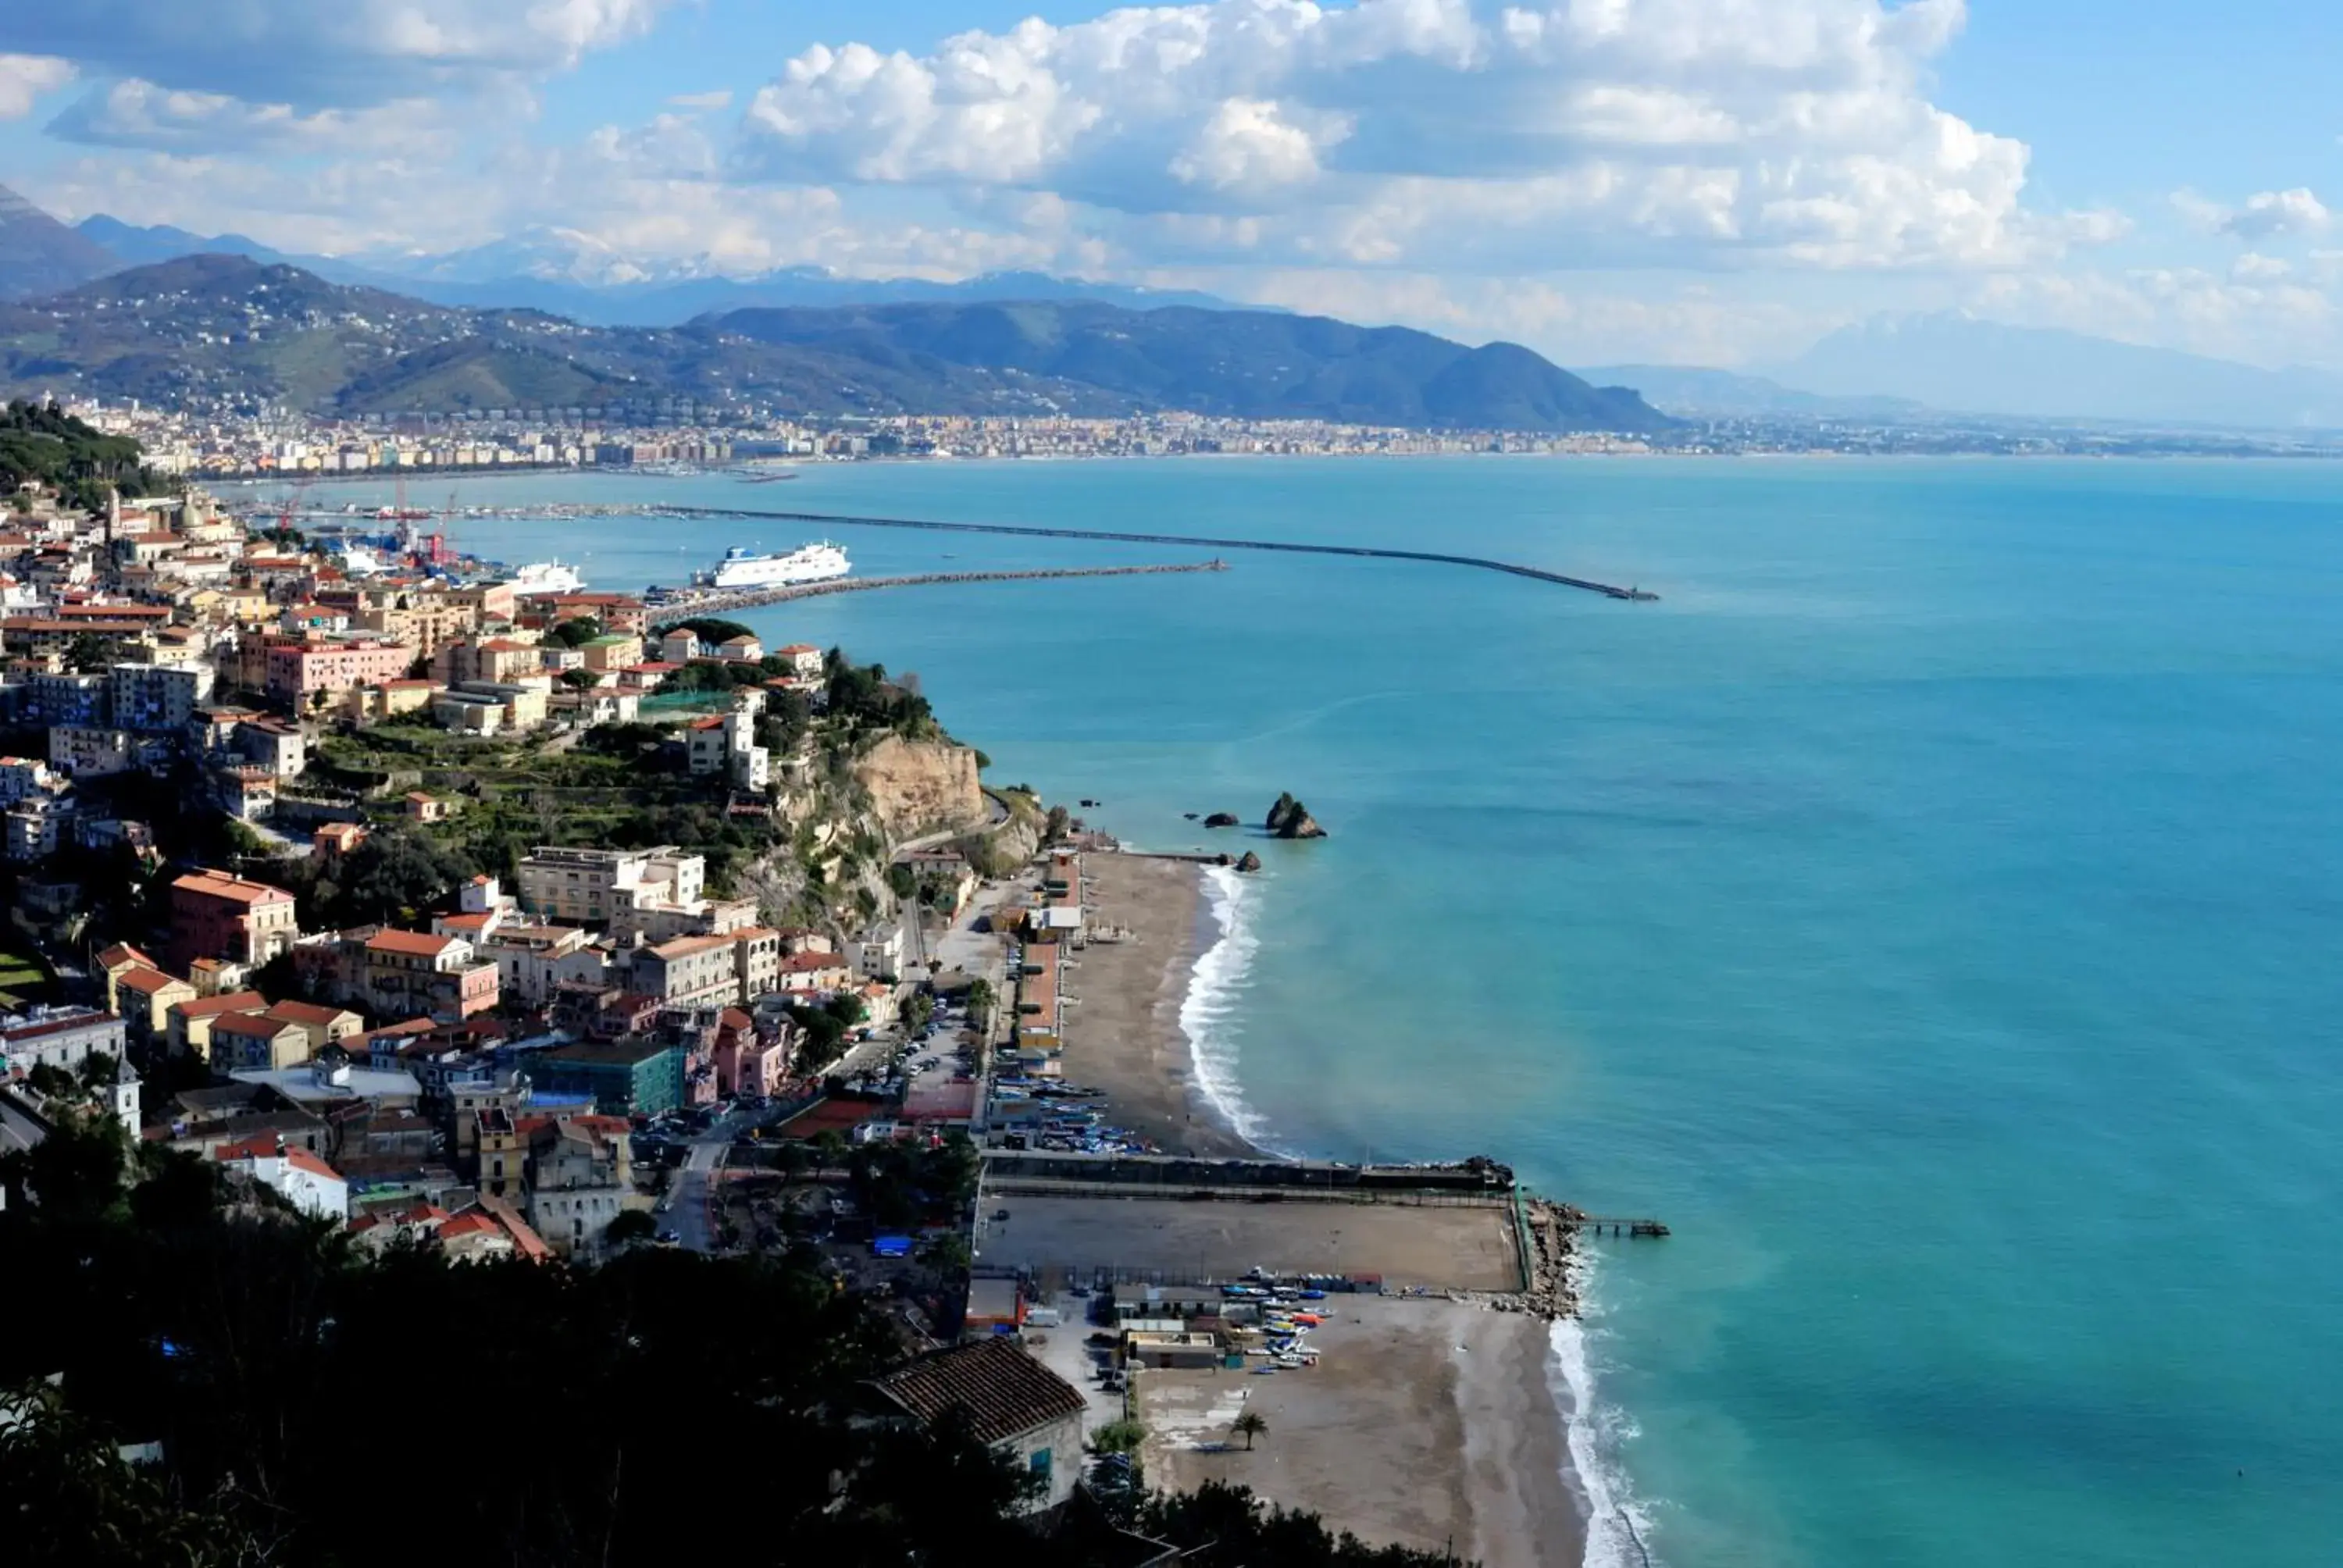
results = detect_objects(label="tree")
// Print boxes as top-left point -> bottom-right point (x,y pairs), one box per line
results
1232,1409 -> 1268,1452
1091,1419 -> 1146,1456
917,1231 -> 971,1277
559,668 -> 601,691
550,616 -> 603,647
605,1209 -> 657,1248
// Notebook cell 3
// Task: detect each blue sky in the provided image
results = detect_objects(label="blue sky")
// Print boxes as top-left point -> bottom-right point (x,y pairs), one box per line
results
4,2 -> 2341,369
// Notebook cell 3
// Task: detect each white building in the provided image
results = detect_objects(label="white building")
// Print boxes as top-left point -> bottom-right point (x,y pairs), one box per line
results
109,661 -> 214,732
214,1135 -> 349,1221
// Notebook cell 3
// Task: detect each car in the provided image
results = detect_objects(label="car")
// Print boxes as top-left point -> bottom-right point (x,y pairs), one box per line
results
655,1229 -> 680,1245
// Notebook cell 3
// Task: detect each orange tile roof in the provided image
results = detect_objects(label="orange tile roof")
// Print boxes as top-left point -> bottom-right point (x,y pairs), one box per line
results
172,870 -> 294,906
173,990 -> 268,1020
366,928 -> 458,958
210,1011 -> 296,1039
117,966 -> 190,996
264,1000 -> 358,1027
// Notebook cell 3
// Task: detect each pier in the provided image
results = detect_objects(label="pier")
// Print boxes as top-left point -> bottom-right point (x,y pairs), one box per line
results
677,505 -> 1660,601
1558,1217 -> 1672,1238
647,558 -> 1228,615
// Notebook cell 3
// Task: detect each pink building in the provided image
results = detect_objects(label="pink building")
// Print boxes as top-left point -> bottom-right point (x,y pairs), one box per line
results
168,869 -> 298,972
266,636 -> 419,704
712,1007 -> 791,1098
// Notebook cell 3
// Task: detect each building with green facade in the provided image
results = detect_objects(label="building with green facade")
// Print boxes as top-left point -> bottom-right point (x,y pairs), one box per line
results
532,1040 -> 684,1116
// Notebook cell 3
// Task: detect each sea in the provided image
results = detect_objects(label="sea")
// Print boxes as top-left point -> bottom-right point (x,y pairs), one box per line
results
294,456 -> 2343,1566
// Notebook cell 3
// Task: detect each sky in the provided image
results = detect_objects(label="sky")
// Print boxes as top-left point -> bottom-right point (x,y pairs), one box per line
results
4,0 -> 2341,370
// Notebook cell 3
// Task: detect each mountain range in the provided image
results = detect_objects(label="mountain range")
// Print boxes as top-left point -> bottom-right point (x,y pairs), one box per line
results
14,182 -> 2343,430
0,253 -> 1672,433
61,207 -> 1257,325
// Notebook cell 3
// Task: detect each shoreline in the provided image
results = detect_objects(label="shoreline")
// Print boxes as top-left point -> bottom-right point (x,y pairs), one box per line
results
1072,844 -> 1596,1563
1057,850 -> 1259,1158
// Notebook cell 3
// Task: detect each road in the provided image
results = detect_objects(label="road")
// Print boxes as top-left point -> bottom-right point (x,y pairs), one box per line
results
659,1108 -> 747,1253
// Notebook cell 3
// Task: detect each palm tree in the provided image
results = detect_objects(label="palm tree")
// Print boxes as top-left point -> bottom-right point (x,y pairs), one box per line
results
1231,1411 -> 1267,1452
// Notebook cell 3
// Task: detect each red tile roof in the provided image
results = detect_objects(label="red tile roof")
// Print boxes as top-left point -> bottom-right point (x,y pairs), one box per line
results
872,1337 -> 1086,1445
173,990 -> 268,1020
366,928 -> 458,958
173,870 -> 294,906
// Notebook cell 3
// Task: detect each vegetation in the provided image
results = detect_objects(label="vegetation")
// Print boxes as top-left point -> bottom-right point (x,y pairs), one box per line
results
0,254 -> 1667,434
1232,1409 -> 1270,1451
2,1099 -> 1466,1568
0,400 -> 154,511
548,616 -> 603,647
789,992 -> 868,1074
659,616 -> 758,645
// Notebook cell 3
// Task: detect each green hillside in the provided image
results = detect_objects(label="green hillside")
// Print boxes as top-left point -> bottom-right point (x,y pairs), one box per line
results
0,255 -> 1674,433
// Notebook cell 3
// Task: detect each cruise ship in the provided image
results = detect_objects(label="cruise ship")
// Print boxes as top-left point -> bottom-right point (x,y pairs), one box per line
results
504,560 -> 587,595
697,541 -> 851,590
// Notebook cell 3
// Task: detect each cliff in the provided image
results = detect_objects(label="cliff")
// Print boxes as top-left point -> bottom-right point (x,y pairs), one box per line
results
852,736 -> 987,840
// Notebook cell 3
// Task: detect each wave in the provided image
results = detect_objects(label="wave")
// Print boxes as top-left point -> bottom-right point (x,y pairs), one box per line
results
1179,864 -> 1282,1153
1550,1254 -> 1662,1568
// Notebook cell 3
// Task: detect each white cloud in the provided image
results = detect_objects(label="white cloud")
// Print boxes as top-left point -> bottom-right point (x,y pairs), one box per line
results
12,0 -> 677,110
45,79 -> 455,154
735,0 -> 2076,271
1969,265 -> 2340,366
667,89 -> 733,112
2232,252 -> 2291,282
2175,186 -> 2331,242
2224,187 -> 2330,241
1170,98 -> 1347,192
0,55 -> 75,120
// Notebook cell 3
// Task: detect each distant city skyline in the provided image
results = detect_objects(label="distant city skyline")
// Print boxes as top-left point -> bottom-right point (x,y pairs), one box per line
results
5,2 -> 2341,370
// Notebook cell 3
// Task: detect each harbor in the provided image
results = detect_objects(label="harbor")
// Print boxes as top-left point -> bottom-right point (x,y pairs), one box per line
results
643,559 -> 1231,614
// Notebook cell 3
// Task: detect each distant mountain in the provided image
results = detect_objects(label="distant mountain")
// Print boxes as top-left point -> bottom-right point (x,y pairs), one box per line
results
0,254 -> 1673,433
713,302 -> 1674,432
73,212 -> 1257,324
1577,364 -> 1933,421
1779,313 -> 2343,429
0,185 -> 117,301
75,214 -> 299,271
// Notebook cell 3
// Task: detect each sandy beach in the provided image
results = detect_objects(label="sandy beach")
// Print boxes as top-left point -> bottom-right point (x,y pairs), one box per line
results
1062,850 -> 1257,1157
1140,1296 -> 1585,1568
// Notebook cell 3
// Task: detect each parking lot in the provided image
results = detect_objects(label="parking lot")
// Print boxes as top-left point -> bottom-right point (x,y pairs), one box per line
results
972,1195 -> 1524,1291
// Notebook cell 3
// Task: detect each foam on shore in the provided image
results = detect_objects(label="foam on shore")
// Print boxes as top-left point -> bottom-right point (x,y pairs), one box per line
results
1179,863 -> 1280,1153
1550,1257 -> 1662,1567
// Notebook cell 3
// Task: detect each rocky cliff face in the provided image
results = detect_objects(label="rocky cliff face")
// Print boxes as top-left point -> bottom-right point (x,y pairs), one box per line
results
853,736 -> 987,839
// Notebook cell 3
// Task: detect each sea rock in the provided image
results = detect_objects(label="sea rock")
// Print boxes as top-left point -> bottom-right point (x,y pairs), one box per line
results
1203,811 -> 1240,829
1265,793 -> 1326,839
1236,852 -> 1263,873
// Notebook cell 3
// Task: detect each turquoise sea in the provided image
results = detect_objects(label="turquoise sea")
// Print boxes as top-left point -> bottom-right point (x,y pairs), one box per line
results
305,457 -> 2343,1566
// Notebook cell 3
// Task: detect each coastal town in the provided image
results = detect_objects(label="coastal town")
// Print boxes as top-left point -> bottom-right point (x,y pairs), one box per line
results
0,400 -> 1603,1568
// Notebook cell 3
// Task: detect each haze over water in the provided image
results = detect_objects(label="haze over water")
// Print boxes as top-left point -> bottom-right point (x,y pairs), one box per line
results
328,456 -> 2343,1565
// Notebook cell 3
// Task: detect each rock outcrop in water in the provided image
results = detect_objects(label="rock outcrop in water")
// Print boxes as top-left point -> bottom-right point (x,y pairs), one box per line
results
1203,811 -> 1239,829
1235,851 -> 1263,873
1264,792 -> 1327,839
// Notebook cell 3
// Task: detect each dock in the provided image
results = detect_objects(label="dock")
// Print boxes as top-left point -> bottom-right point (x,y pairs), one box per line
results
677,505 -> 1660,602
647,558 -> 1228,615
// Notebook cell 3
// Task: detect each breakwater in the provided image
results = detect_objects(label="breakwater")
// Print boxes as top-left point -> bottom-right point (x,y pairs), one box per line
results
647,559 -> 1227,615
676,505 -> 1660,601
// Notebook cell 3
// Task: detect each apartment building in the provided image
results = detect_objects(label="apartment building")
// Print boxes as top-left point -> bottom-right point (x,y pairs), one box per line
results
109,661 -> 214,730
362,929 -> 499,1021
627,926 -> 780,1009
264,636 -> 418,705
515,844 -> 705,929
168,871 -> 298,971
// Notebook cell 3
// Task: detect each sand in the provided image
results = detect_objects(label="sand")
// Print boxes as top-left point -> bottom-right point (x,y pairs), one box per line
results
1061,852 -> 1257,1157
980,1195 -> 1524,1291
1139,1296 -> 1585,1568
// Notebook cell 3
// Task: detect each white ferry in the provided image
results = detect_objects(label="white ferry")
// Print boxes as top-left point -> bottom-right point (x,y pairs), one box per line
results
697,541 -> 851,590
504,560 -> 587,595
